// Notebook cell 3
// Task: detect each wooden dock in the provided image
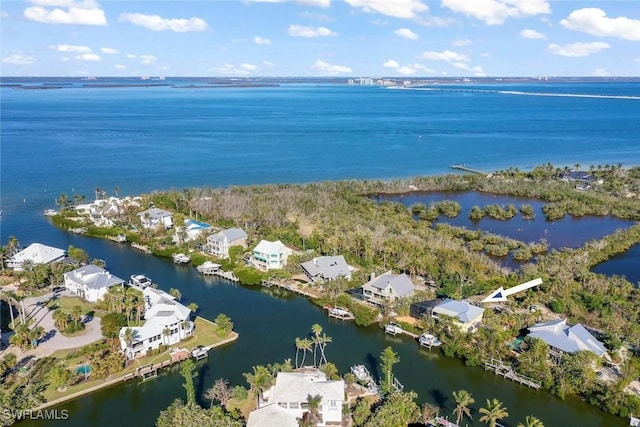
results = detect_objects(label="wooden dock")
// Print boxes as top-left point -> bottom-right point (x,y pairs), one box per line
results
261,280 -> 317,298
325,306 -> 355,321
203,269 -> 239,282
131,242 -> 152,254
484,357 -> 541,390
106,234 -> 127,243
450,164 -> 489,175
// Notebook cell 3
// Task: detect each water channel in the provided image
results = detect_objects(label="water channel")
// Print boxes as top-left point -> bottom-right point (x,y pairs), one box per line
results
13,226 -> 627,427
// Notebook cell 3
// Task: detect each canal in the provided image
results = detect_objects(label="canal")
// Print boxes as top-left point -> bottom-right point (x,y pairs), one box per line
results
12,228 -> 627,427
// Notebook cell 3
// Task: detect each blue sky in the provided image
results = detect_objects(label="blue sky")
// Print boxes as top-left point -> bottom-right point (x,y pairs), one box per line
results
1,0 -> 639,77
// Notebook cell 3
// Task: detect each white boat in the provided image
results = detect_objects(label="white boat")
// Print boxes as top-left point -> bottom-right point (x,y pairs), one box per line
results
191,345 -> 211,360
43,209 -> 58,216
129,274 -> 153,289
196,261 -> 221,274
384,322 -> 403,335
328,306 -> 354,320
172,253 -> 191,264
419,332 -> 442,348
350,364 -> 379,394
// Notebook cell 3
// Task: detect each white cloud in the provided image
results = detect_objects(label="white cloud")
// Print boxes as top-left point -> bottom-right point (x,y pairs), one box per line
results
311,59 -> 352,75
452,62 -> 487,76
101,47 -> 118,54
250,0 -> 330,6
288,24 -> 336,37
421,49 -> 469,62
383,60 -> 434,75
520,29 -> 546,39
263,60 -> 274,67
299,11 -> 332,22
1,11 -> 9,18
77,53 -> 100,61
114,64 -> 126,69
254,36 -> 271,45
592,68 -> 611,77
383,59 -> 400,68
216,63 -> 259,76
140,54 -> 156,64
119,13 -> 208,32
393,28 -> 418,40
560,8 -> 640,41
345,0 -> 428,19
126,54 -> 136,59
451,38 -> 472,47
548,41 -> 610,57
441,0 -> 550,25
241,63 -> 259,71
51,43 -> 91,53
24,0 -> 107,26
2,54 -> 35,65
61,56 -> 70,61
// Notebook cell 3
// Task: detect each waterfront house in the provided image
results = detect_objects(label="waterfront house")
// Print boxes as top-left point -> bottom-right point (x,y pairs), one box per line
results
176,219 -> 212,242
118,287 -> 193,358
247,368 -> 345,427
63,264 -> 125,302
359,271 -> 415,305
76,196 -> 142,227
137,207 -> 173,229
527,318 -> 607,357
6,243 -> 66,271
251,240 -> 293,271
206,227 -> 248,259
301,255 -> 352,283
409,299 -> 446,320
431,299 -> 485,332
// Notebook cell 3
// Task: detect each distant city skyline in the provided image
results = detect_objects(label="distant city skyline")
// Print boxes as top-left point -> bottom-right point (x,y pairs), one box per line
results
1,0 -> 639,77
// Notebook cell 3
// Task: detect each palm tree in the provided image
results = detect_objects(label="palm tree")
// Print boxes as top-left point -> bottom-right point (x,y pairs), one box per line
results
114,186 -> 120,197
452,389 -> 475,426
295,337 -> 303,368
517,415 -> 545,427
123,327 -> 136,362
421,402 -> 440,426
299,338 -> 313,368
299,394 -> 322,427
479,399 -> 509,427
311,324 -> 323,367
163,327 -> 171,346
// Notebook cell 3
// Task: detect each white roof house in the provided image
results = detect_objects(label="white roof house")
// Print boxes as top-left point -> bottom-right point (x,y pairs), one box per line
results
137,208 -> 173,229
207,228 -> 248,259
527,319 -> 608,357
432,299 -> 485,332
63,265 -> 125,303
360,271 -> 415,304
176,219 -> 212,242
247,369 -> 344,427
251,240 -> 293,271
6,243 -> 66,271
301,255 -> 352,283
119,287 -> 193,358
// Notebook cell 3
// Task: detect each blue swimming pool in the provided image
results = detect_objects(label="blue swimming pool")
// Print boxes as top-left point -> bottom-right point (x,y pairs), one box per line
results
76,364 -> 92,375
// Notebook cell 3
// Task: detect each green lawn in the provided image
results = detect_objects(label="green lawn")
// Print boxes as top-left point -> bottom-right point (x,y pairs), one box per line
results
47,296 -> 101,317
43,316 -> 238,405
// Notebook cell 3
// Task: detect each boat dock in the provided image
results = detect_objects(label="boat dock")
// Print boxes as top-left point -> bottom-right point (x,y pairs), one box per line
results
131,242 -> 152,254
484,357 -> 541,390
69,227 -> 88,235
172,253 -> 191,264
384,323 -> 419,339
190,345 -> 211,361
106,234 -> 127,243
450,164 -> 489,175
261,280 -> 317,298
350,364 -> 379,394
203,269 -> 239,282
325,305 -> 355,321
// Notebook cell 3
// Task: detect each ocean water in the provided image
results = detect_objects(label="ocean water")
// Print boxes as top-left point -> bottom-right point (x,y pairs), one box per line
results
2,80 -> 637,427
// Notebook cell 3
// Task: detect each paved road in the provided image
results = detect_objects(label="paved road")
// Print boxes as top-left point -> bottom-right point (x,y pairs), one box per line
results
1,289 -> 104,359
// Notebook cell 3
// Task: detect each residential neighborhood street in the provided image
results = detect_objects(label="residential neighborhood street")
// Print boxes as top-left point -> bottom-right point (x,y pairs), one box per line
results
1,288 -> 103,359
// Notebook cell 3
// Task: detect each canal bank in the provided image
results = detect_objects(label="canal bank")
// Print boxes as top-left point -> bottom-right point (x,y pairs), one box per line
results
11,234 -> 627,427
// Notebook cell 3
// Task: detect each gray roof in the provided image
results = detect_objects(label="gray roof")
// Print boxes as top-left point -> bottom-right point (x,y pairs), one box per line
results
527,319 -> 607,356
64,264 -> 125,290
433,299 -> 485,323
301,255 -> 350,280
369,272 -> 415,297
210,227 -> 247,243
137,207 -> 172,220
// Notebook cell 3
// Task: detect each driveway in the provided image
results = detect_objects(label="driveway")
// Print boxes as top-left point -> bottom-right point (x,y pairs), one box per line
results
1,290 -> 104,359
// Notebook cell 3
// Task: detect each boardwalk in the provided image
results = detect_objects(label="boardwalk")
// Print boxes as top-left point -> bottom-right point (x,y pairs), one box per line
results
450,164 -> 489,175
201,269 -> 239,282
261,280 -> 318,298
131,242 -> 152,254
484,357 -> 541,390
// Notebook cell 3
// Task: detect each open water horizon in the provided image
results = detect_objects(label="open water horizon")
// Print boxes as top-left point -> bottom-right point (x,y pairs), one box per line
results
2,80 -> 639,426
